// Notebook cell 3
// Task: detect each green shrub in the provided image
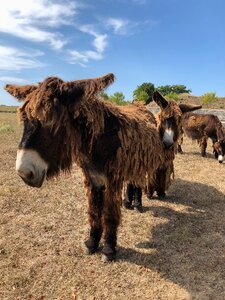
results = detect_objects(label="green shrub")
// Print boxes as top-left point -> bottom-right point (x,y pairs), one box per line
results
0,124 -> 14,133
201,92 -> 217,104
165,93 -> 179,102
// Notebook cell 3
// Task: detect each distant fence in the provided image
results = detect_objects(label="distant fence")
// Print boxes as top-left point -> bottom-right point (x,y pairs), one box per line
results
148,107 -> 225,127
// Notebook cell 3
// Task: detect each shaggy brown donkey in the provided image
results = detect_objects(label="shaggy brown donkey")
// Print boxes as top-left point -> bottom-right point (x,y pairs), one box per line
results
178,113 -> 225,163
123,92 -> 201,211
5,73 -> 165,262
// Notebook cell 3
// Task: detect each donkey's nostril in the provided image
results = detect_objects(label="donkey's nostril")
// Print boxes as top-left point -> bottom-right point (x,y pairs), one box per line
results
27,171 -> 34,180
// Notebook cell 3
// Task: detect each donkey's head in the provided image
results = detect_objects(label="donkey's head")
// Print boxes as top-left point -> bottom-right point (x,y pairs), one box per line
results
5,73 -> 114,187
152,91 -> 202,149
214,126 -> 225,163
214,141 -> 225,163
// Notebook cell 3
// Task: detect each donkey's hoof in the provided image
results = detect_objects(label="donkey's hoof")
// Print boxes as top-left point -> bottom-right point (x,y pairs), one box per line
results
157,192 -> 166,199
102,245 -> 116,262
84,247 -> 96,255
134,206 -> 143,213
84,240 -> 98,255
101,253 -> 115,263
123,199 -> 133,210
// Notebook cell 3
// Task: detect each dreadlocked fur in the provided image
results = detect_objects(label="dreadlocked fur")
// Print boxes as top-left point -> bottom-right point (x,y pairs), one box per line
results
177,112 -> 225,161
147,97 -> 202,198
123,93 -> 201,211
149,101 -> 182,195
7,73 -> 164,261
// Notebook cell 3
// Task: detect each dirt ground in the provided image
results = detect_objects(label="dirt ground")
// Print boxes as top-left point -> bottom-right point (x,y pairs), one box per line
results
0,112 -> 225,300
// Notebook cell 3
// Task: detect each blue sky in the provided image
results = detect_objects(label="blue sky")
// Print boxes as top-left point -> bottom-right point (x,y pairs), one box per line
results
0,0 -> 225,105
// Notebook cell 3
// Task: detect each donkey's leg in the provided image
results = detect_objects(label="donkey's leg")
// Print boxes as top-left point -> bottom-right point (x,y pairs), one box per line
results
123,183 -> 134,209
102,188 -> 121,262
145,183 -> 154,199
177,144 -> 183,154
200,136 -> 207,157
212,140 -> 219,159
133,187 -> 143,213
177,135 -> 184,154
85,185 -> 104,254
155,168 -> 167,198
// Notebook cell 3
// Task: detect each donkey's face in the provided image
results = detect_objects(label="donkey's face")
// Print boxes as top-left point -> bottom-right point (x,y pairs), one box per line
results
16,112 -> 71,187
16,116 -> 49,187
152,91 -> 202,149
5,73 -> 115,187
152,91 -> 182,149
214,141 -> 225,163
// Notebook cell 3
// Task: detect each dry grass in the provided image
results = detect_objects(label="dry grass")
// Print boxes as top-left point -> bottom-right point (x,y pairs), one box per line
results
0,112 -> 224,300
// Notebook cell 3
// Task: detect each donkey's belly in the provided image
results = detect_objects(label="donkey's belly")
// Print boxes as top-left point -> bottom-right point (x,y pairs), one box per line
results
183,128 -> 202,140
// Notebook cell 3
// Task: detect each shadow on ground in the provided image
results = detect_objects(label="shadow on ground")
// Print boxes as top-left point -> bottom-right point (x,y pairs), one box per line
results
118,179 -> 225,299
181,151 -> 217,160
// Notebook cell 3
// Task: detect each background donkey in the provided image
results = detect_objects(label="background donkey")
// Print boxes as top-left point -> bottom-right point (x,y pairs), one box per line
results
5,73 -> 166,262
178,113 -> 225,163
123,92 -> 201,212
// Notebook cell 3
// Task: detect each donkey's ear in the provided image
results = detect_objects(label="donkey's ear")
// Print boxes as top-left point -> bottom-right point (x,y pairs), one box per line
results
62,73 -> 115,99
4,84 -> 38,101
179,104 -> 202,113
152,91 -> 168,108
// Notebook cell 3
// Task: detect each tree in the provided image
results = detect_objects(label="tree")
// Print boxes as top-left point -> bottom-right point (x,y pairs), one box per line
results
133,82 -> 155,105
100,92 -> 109,100
172,85 -> 192,94
157,85 -> 172,96
134,90 -> 149,103
157,85 -> 192,95
108,92 -> 127,105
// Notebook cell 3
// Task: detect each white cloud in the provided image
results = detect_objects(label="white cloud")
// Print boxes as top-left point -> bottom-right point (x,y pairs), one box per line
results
68,24 -> 108,66
79,25 -> 108,53
92,34 -> 108,53
68,50 -> 103,66
0,0 -> 77,49
105,18 -> 130,35
105,17 -> 160,35
0,76 -> 28,83
0,46 -> 45,71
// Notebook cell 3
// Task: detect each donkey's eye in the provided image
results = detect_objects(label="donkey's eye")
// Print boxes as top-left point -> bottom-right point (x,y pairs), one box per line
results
53,98 -> 59,107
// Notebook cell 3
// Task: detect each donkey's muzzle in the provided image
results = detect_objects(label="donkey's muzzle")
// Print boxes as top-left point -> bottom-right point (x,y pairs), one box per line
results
218,155 -> 224,163
163,141 -> 173,149
17,169 -> 46,188
16,149 -> 48,188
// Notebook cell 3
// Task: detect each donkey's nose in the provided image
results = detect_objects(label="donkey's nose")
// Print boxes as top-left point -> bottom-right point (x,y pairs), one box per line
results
16,149 -> 48,188
218,155 -> 223,163
163,141 -> 173,149
16,167 -> 46,188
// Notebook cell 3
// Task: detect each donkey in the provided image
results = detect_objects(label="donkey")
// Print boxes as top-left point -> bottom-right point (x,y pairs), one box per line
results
5,73 -> 167,262
177,113 -> 225,163
123,92 -> 202,211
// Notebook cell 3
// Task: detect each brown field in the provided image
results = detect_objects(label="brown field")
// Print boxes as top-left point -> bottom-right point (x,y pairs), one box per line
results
0,111 -> 225,300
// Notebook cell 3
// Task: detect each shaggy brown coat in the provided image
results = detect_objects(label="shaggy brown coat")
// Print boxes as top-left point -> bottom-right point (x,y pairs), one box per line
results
123,93 -> 201,210
5,73 -> 164,261
178,112 -> 225,159
152,101 -> 183,193
150,101 -> 202,195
